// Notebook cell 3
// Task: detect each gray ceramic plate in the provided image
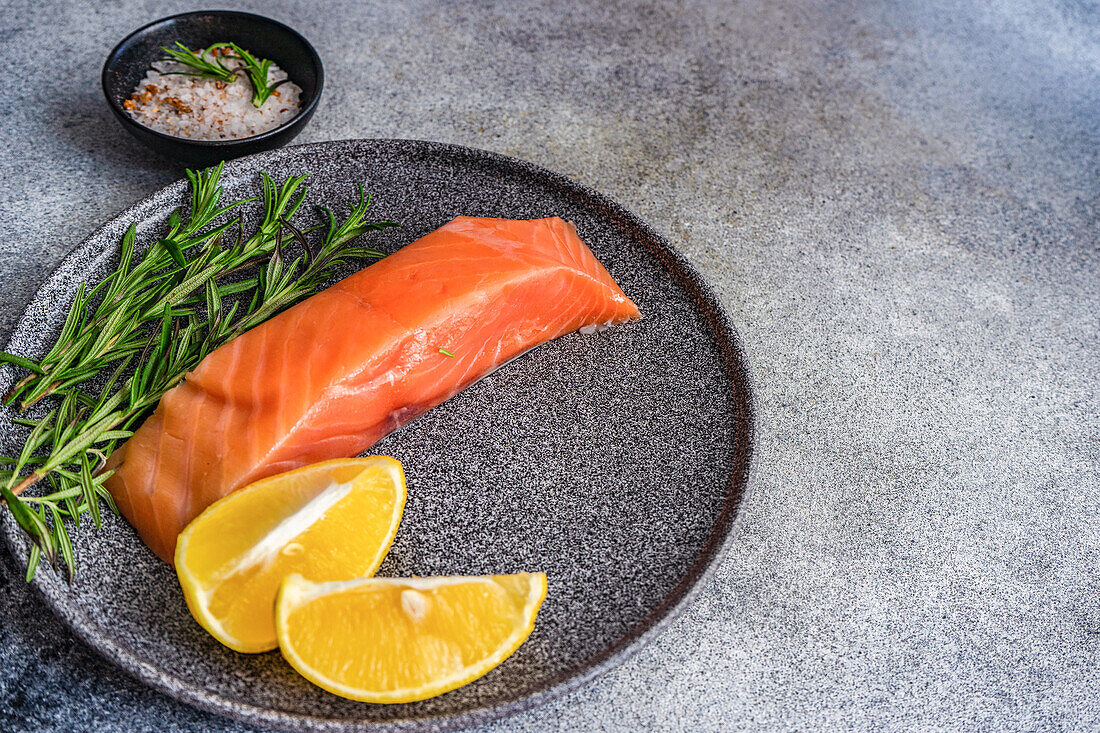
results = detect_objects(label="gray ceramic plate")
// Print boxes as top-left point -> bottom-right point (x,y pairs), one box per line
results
0,139 -> 752,731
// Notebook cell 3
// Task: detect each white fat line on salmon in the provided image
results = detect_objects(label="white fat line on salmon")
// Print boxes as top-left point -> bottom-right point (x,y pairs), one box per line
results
216,479 -> 356,583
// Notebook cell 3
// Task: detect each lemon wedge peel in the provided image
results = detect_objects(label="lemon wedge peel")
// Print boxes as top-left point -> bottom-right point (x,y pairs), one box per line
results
174,457 -> 407,654
275,572 -> 548,703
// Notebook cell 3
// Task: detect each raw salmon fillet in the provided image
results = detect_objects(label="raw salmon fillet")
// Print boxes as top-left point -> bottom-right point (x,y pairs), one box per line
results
105,216 -> 640,562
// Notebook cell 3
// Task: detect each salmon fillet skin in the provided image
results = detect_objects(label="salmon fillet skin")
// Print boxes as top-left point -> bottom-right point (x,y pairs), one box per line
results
104,216 -> 640,562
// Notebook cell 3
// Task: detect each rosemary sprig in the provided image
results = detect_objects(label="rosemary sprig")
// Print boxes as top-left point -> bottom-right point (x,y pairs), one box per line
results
231,190 -> 390,337
0,165 -> 397,581
156,41 -> 291,108
157,42 -> 237,84
225,42 -> 291,108
3,162 -> 292,411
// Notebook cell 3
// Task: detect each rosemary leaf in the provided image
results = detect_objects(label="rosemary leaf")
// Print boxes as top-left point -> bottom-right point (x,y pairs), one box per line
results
0,352 -> 44,374
48,504 -> 75,581
25,545 -> 40,582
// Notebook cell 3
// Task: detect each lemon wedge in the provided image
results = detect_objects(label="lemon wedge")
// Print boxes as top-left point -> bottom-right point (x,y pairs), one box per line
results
175,457 -> 406,653
275,572 -> 547,702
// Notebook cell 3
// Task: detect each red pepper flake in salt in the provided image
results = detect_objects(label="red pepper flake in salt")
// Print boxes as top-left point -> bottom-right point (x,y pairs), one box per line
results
163,97 -> 192,114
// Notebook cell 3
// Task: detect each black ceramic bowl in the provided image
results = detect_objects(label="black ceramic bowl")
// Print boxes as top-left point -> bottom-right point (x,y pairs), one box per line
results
102,11 -> 323,167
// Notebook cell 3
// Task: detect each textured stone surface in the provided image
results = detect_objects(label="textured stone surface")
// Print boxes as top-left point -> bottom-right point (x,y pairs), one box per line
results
0,0 -> 1097,731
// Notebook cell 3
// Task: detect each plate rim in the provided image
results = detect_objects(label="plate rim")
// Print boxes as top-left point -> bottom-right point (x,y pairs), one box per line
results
1,138 -> 755,732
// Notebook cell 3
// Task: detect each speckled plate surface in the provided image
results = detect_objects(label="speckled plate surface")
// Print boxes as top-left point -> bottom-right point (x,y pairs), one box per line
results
0,139 -> 752,731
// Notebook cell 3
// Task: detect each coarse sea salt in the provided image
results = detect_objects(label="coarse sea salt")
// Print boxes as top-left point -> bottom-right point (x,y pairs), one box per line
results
124,48 -> 302,141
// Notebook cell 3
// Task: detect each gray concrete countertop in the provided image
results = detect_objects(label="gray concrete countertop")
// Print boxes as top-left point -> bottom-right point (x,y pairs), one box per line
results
0,1 -> 1096,730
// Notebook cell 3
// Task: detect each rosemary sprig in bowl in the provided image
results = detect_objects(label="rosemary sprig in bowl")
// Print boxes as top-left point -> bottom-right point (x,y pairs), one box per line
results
225,42 -> 292,108
0,163 -> 397,581
157,41 -> 238,84
156,42 -> 291,108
